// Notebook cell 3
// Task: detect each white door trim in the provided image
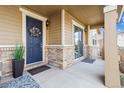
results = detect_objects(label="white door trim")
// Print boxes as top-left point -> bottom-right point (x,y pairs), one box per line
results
20,7 -> 47,65
19,8 -> 47,21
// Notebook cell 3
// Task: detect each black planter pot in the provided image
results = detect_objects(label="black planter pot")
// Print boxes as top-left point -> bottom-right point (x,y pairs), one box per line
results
12,59 -> 24,78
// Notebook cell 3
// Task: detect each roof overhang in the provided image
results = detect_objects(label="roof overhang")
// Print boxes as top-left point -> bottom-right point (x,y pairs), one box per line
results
23,5 -> 104,26
117,5 -> 124,23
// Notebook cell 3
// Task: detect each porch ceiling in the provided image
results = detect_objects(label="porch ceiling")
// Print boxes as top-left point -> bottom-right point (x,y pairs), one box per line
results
24,5 -> 104,26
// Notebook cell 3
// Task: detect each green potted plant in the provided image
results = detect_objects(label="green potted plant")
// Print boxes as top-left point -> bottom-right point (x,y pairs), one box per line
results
120,75 -> 124,86
12,44 -> 25,78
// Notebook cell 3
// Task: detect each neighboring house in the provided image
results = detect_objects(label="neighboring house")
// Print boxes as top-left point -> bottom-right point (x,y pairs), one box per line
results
88,28 -> 104,58
117,32 -> 124,47
0,5 -> 123,88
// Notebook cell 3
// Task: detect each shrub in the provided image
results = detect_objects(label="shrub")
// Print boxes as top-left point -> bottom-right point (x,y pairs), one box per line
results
13,44 -> 25,61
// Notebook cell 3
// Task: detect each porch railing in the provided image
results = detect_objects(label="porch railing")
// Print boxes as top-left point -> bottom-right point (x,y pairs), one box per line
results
83,46 -> 102,59
0,46 -> 16,76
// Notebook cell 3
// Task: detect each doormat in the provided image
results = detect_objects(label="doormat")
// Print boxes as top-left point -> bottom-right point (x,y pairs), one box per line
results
81,58 -> 95,64
0,73 -> 41,88
27,65 -> 51,75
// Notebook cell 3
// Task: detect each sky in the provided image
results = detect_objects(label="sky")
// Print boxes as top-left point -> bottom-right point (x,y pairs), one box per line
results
117,12 -> 124,32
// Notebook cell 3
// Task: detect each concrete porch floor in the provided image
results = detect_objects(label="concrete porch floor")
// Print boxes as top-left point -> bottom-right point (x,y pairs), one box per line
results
33,59 -> 106,88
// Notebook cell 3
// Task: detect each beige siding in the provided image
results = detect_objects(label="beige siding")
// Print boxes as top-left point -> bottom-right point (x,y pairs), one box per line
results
48,11 -> 61,45
46,28 -> 49,45
64,11 -> 85,45
0,6 -> 22,45
64,11 -> 73,45
85,31 -> 88,44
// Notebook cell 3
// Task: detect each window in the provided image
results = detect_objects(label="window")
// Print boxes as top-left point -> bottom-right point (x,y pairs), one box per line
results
74,26 -> 83,59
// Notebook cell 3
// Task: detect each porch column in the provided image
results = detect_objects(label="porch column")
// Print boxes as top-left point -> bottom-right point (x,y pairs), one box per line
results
87,25 -> 90,58
87,25 -> 90,46
104,6 -> 121,87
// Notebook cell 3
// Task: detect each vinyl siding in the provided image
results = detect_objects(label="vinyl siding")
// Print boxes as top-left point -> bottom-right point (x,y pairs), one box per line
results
48,11 -> 61,45
0,6 -> 22,45
64,11 -> 85,45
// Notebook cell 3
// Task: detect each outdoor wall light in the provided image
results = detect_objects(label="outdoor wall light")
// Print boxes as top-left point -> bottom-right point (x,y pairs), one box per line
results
84,26 -> 88,32
46,20 -> 49,27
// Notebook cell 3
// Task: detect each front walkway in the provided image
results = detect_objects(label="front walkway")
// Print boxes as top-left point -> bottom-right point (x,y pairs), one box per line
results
33,59 -> 106,88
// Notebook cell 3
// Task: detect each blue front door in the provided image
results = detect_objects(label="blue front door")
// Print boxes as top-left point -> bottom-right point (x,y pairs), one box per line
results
26,16 -> 43,64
